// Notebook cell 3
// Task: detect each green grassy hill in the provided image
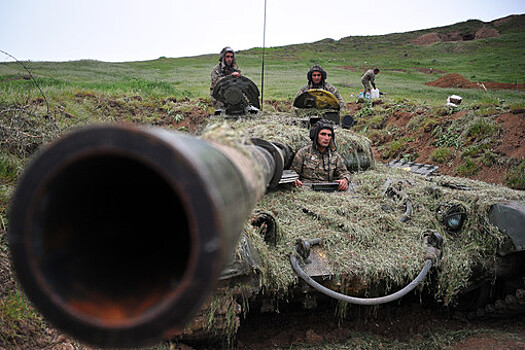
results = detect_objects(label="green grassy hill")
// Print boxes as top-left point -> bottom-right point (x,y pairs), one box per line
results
1,14 -> 524,105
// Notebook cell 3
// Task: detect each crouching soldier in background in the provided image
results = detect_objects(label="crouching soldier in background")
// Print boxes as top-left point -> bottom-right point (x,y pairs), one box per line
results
361,68 -> 380,95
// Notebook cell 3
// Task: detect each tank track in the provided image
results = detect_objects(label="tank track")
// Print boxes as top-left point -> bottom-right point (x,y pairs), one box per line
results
464,276 -> 525,320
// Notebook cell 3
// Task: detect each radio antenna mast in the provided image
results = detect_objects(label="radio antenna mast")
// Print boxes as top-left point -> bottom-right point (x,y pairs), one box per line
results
260,0 -> 267,110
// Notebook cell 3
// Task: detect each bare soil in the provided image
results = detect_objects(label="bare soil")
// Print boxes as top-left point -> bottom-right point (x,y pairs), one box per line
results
235,302 -> 525,350
426,73 -> 525,90
412,27 -> 499,46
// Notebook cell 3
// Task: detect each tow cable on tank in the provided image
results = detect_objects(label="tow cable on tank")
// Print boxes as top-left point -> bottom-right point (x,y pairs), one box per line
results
290,230 -> 443,305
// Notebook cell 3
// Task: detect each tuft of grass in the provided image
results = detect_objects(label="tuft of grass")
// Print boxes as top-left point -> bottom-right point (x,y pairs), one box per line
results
505,159 -> 525,190
434,125 -> 462,149
380,137 -> 413,158
463,117 -> 500,141
0,290 -> 46,343
431,147 -> 454,163
0,154 -> 23,185
456,157 -> 479,176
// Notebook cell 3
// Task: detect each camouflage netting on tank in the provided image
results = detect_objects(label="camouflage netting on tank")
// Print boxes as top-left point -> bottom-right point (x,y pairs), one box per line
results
242,164 -> 525,306
201,112 -> 375,171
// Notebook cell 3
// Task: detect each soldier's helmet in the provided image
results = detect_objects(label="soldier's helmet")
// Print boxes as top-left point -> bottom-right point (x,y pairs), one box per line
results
307,64 -> 327,84
310,118 -> 336,150
219,47 -> 235,63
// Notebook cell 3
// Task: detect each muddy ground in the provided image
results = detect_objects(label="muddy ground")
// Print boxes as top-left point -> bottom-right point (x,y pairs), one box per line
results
1,91 -> 524,349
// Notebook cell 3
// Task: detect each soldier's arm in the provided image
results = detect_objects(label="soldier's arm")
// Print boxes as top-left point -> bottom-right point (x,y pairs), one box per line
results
334,155 -> 350,191
334,153 -> 351,182
295,85 -> 309,99
210,66 -> 221,88
290,148 -> 307,186
290,148 -> 306,175
333,88 -> 345,110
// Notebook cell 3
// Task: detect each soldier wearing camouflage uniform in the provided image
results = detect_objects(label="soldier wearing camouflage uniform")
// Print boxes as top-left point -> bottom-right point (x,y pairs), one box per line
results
290,119 -> 350,191
210,47 -> 241,109
296,64 -> 345,110
361,68 -> 380,94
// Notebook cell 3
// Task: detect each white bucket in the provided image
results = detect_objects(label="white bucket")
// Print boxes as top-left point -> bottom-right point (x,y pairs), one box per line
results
371,89 -> 380,99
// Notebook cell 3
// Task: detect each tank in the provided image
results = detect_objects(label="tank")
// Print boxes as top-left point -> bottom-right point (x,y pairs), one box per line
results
8,77 -> 525,348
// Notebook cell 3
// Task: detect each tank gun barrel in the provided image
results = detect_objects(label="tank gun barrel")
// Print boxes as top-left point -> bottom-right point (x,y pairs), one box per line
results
8,124 -> 284,347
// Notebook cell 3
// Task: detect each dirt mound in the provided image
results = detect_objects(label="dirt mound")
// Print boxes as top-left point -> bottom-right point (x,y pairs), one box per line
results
412,28 -> 498,46
425,73 -> 480,89
425,73 -> 525,90
494,112 -> 525,159
475,26 -> 499,39
492,15 -> 515,27
412,32 -> 441,46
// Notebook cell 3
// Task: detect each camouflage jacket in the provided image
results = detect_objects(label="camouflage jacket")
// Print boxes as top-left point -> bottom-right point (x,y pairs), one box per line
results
296,82 -> 345,110
290,144 -> 350,183
361,69 -> 376,84
210,62 -> 241,92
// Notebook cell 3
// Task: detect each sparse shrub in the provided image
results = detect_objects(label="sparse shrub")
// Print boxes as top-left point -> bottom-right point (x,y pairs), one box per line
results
365,114 -> 385,128
505,159 -> 525,190
461,145 -> 482,158
172,114 -> 185,122
481,151 -> 498,167
435,126 -> 462,149
401,153 -> 417,162
456,157 -> 479,176
431,147 -> 454,163
406,114 -> 424,131
421,117 -> 441,132
463,117 -> 500,141
380,138 -> 412,158
357,103 -> 374,118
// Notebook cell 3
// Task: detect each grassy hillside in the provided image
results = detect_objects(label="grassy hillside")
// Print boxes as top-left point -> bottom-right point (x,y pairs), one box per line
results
1,14 -> 524,106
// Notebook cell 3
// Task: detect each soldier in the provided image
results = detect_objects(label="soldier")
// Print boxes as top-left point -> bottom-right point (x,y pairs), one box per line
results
296,64 -> 345,110
210,47 -> 241,108
290,119 -> 350,191
361,68 -> 380,95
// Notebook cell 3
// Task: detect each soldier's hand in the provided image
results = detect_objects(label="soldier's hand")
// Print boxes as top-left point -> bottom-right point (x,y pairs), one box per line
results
294,179 -> 303,187
336,178 -> 349,191
232,72 -> 240,78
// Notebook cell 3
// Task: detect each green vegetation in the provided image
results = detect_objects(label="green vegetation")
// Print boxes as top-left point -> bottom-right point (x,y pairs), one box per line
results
380,137 -> 414,158
0,290 -> 46,344
456,157 -> 479,175
505,159 -> 525,190
431,147 -> 454,163
1,16 -> 524,108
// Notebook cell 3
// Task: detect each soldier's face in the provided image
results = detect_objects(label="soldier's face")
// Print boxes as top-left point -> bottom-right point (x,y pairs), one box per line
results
317,129 -> 332,149
311,71 -> 322,84
224,53 -> 234,65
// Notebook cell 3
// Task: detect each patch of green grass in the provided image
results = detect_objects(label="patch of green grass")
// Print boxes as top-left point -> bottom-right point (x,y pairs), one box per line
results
0,290 -> 46,343
505,159 -> 525,190
434,125 -> 462,149
0,154 -> 23,185
431,147 -> 454,163
461,144 -> 485,157
456,157 -> 479,176
463,117 -> 501,141
380,137 -> 413,158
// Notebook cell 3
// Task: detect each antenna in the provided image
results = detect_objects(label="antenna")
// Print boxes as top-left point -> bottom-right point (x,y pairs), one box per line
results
260,0 -> 267,110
